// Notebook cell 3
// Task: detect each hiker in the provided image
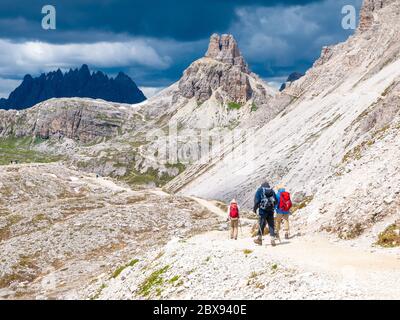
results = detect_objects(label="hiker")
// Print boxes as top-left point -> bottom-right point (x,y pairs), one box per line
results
275,185 -> 292,240
227,199 -> 240,240
253,182 -> 277,246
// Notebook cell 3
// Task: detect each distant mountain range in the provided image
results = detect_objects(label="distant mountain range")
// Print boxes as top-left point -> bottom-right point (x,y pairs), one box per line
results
0,64 -> 146,110
279,72 -> 304,91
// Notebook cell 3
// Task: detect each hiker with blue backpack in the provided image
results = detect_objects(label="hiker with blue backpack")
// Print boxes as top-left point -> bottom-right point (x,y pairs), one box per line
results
275,185 -> 293,240
253,182 -> 278,246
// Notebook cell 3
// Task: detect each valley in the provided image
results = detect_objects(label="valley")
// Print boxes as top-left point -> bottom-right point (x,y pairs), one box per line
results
0,0 -> 399,300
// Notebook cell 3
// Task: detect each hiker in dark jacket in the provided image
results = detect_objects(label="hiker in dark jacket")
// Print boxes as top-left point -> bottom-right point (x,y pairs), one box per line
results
253,182 -> 277,246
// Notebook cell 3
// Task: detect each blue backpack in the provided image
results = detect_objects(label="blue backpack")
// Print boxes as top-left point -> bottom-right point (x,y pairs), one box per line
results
259,188 -> 275,211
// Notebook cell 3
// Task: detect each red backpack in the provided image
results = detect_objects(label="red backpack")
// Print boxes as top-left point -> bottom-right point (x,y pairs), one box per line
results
278,191 -> 292,212
229,203 -> 239,218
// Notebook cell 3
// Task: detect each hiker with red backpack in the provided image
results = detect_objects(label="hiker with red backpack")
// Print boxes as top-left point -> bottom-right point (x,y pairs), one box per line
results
275,186 -> 293,240
253,182 -> 278,246
227,199 -> 240,240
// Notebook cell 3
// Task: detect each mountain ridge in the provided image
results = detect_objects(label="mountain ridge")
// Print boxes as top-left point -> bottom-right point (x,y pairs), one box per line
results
0,65 -> 146,110
166,0 -> 400,240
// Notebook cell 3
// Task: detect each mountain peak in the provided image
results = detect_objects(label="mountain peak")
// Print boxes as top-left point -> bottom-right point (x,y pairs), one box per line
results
176,33 -> 274,107
0,66 -> 146,110
205,33 -> 249,73
80,64 -> 89,70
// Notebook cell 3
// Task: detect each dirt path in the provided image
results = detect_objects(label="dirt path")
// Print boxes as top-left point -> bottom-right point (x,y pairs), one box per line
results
192,196 -> 400,270
189,196 -> 227,218
186,196 -> 400,299
189,196 -> 254,224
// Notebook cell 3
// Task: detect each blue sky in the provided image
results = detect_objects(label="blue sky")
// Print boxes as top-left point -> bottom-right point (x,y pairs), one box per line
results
0,0 -> 362,97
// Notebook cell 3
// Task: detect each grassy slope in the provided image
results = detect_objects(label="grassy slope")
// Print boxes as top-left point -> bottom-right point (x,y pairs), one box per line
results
0,136 -> 62,165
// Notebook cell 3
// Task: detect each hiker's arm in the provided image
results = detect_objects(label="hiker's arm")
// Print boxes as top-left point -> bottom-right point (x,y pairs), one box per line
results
253,190 -> 260,213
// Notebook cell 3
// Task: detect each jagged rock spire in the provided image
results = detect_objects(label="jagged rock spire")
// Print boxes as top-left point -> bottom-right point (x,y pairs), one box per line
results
205,33 -> 249,73
178,33 -> 253,105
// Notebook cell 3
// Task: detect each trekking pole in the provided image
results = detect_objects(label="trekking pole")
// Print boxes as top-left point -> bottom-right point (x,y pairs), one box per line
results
256,210 -> 263,243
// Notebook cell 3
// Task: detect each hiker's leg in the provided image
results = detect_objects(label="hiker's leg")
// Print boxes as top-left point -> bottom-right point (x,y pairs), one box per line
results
257,216 -> 262,236
230,220 -> 234,239
283,214 -> 290,239
254,216 -> 266,245
258,216 -> 266,236
283,215 -> 289,233
233,220 -> 239,239
275,214 -> 282,236
267,213 -> 277,246
266,213 -> 275,238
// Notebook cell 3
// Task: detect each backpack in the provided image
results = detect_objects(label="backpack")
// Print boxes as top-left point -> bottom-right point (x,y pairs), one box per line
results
259,188 -> 275,211
278,191 -> 292,212
229,203 -> 239,218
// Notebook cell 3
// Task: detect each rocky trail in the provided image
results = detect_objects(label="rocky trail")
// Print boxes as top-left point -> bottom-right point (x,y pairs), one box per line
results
87,195 -> 400,300
0,163 -> 221,300
0,164 -> 398,300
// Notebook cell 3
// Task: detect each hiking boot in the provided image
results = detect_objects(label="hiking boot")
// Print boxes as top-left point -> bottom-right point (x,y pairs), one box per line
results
271,238 -> 276,247
285,232 -> 289,240
254,237 -> 262,245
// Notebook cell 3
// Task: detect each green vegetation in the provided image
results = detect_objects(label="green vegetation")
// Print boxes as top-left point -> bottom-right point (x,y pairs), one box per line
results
124,162 -> 186,187
227,102 -> 242,110
0,136 -> 61,165
165,162 -> 186,174
91,283 -> 107,300
0,214 -> 23,241
32,213 -> 50,224
250,102 -> 258,112
7,214 -> 23,225
154,251 -> 165,261
243,249 -> 253,256
342,124 -> 390,164
112,259 -> 139,278
271,264 -> 278,271
124,167 -> 175,187
168,275 -> 180,284
226,119 -> 239,130
95,114 -> 123,126
342,144 -> 364,163
376,223 -> 400,248
129,140 -> 146,148
339,223 -> 364,240
138,265 -> 170,297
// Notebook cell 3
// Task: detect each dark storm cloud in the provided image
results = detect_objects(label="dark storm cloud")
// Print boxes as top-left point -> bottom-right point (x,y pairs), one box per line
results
0,0 -> 363,96
0,0 -> 322,42
230,0 -> 363,83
